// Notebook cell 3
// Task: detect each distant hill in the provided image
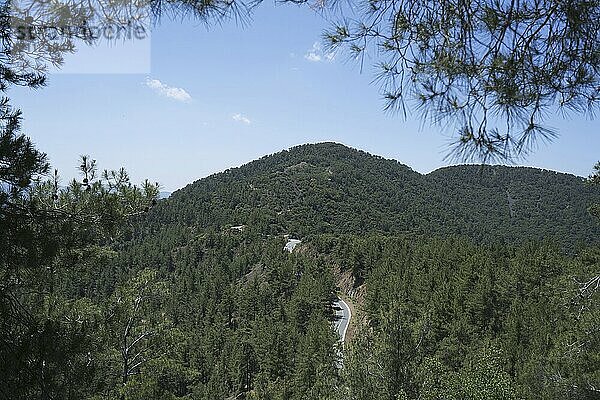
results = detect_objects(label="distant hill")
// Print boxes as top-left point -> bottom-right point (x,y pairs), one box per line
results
142,143 -> 599,248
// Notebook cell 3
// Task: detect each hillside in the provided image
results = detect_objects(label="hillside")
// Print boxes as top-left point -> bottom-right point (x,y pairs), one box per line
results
142,142 -> 599,248
115,143 -> 599,399
16,143 -> 596,399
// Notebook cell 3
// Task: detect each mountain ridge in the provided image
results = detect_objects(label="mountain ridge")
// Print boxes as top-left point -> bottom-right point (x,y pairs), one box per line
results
173,142 -> 588,195
146,142 -> 599,248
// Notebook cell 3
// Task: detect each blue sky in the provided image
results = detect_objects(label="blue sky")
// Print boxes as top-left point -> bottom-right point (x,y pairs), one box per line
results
10,3 -> 600,191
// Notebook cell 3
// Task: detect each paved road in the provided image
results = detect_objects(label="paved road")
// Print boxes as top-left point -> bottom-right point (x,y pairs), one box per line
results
333,297 -> 351,343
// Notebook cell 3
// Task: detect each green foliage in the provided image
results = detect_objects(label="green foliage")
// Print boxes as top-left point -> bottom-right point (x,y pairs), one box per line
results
1,123 -> 160,398
146,143 -> 600,251
2,122 -> 598,400
455,344 -> 516,400
97,269 -> 175,399
4,0 -> 599,395
322,235 -> 599,400
341,330 -> 390,400
104,231 -> 341,399
589,161 -> 600,220
7,0 -> 598,162
319,0 -> 600,161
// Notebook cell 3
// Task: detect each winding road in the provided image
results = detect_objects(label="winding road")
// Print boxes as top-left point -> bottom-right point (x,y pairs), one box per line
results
333,297 -> 351,343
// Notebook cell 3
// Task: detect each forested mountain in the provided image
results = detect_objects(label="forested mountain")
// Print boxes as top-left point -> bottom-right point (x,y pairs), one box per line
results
143,142 -> 599,248
109,143 -> 597,399
3,141 -> 598,399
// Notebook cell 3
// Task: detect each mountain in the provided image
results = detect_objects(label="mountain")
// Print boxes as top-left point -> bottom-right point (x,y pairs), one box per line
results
97,143 -> 600,399
142,142 -> 599,248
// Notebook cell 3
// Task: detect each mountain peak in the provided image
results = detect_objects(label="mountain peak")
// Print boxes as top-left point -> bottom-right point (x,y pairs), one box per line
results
155,144 -> 599,248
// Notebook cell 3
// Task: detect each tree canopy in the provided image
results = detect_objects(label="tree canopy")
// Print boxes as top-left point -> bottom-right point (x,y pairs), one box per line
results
321,0 -> 600,161
5,0 -> 600,160
3,0 -> 598,246
144,143 -> 600,249
1,1 -> 599,398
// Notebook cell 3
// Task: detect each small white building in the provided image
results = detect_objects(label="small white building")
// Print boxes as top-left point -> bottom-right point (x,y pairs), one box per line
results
284,238 -> 301,253
229,225 -> 246,233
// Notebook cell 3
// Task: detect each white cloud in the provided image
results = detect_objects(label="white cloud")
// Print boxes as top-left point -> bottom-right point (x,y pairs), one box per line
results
144,77 -> 192,102
305,52 -> 321,62
304,42 -> 335,63
232,113 -> 251,125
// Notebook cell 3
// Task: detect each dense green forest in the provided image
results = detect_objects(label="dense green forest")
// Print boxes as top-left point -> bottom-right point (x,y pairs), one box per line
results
146,143 -> 599,249
313,235 -> 600,400
2,139 -> 599,399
